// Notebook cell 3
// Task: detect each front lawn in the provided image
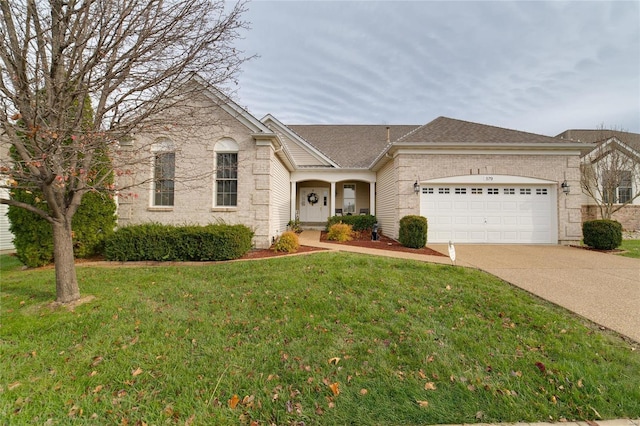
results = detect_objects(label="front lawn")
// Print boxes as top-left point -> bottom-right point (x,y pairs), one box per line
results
619,239 -> 640,259
1,253 -> 639,425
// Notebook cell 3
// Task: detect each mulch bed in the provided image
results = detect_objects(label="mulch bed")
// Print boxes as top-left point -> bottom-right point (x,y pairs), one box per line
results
319,231 -> 446,257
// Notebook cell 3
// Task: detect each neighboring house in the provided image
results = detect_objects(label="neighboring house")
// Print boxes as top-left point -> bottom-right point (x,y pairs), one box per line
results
557,129 -> 640,231
0,139 -> 15,252
0,177 -> 14,252
118,77 -> 590,249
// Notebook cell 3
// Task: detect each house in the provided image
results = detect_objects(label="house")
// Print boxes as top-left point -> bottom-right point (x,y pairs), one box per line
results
557,129 -> 640,231
117,76 -> 591,249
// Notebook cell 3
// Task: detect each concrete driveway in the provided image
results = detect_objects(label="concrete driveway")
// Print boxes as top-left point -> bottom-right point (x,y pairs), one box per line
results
430,244 -> 640,343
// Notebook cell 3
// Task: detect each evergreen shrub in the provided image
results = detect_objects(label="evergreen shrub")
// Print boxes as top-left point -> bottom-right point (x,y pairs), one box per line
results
326,214 -> 376,232
582,220 -> 622,250
398,215 -> 428,248
104,223 -> 254,261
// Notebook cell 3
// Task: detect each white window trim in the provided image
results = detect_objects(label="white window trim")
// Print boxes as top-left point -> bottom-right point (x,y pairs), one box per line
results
148,139 -> 175,210
213,138 -> 239,209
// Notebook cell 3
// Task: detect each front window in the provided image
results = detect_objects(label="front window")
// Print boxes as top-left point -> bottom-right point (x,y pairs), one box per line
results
216,153 -> 238,206
618,171 -> 632,204
154,152 -> 175,206
343,184 -> 356,214
603,170 -> 632,204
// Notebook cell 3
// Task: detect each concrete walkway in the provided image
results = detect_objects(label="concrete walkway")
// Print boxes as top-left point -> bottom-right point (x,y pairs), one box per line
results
299,231 -> 640,343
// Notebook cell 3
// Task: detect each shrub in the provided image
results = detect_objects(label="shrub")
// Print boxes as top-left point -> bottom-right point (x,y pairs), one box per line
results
327,223 -> 353,242
399,215 -> 428,248
326,214 -> 376,232
104,223 -> 253,261
583,220 -> 622,250
287,219 -> 301,234
7,189 -> 116,267
272,231 -> 300,253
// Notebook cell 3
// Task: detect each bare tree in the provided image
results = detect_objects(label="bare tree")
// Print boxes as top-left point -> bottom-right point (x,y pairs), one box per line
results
580,128 -> 640,220
0,0 -> 251,303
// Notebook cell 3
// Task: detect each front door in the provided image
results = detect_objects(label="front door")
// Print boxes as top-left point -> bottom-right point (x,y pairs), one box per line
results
299,187 -> 330,222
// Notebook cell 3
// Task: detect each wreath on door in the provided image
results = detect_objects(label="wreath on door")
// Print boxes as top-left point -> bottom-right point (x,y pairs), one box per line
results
307,192 -> 319,205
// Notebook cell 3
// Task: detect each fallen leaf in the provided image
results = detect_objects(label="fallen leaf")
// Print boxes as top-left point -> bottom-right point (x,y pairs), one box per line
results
328,382 -> 340,396
228,394 -> 240,409
131,368 -> 143,377
577,379 -> 584,388
535,362 -> 546,374
418,370 -> 427,379
467,384 -> 476,392
424,382 -> 437,391
416,400 -> 429,408
90,356 -> 104,367
328,357 -> 341,365
8,381 -> 21,390
89,371 -> 98,377
359,388 -> 368,395
93,385 -> 103,394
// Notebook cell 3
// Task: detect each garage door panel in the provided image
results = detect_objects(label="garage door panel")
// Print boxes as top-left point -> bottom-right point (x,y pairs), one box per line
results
503,216 -> 518,225
421,184 -> 556,244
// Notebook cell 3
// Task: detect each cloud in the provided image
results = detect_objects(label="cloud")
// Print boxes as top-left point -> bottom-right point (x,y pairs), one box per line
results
233,1 -> 640,135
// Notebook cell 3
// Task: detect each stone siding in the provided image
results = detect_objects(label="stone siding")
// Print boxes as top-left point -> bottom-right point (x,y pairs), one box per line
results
390,152 -> 583,244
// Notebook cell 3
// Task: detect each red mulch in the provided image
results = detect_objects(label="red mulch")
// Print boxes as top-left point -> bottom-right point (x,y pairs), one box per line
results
319,231 -> 446,257
240,245 -> 325,260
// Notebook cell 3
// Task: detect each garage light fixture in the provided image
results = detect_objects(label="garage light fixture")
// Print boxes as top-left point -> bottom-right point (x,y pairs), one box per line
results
561,180 -> 570,195
413,180 -> 420,194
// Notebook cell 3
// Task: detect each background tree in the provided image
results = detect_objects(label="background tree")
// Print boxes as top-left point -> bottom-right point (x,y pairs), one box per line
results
0,0 -> 250,303
8,95 -> 117,267
580,127 -> 640,220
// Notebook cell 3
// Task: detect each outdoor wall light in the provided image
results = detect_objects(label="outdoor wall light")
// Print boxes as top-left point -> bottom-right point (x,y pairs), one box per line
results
413,180 -> 420,194
561,180 -> 570,195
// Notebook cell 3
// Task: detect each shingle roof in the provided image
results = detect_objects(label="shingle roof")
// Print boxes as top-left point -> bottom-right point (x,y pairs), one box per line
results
398,116 -> 577,145
556,129 -> 640,152
287,125 -> 419,168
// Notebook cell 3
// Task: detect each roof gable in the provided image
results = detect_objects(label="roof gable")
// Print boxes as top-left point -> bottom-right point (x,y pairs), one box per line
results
287,124 -> 419,168
557,129 -> 640,153
261,115 -> 338,168
189,75 -> 272,135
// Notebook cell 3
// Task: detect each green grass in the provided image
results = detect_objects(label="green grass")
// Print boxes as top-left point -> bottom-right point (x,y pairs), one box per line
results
619,239 -> 640,258
1,253 -> 639,425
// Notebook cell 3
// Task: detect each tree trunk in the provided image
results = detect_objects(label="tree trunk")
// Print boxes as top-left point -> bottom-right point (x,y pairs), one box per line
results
51,218 -> 81,304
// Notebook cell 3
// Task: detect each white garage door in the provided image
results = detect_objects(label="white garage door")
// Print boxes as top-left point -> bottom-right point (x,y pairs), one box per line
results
420,184 -> 557,244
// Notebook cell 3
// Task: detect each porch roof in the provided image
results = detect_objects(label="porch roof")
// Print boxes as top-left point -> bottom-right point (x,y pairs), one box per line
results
287,124 -> 418,168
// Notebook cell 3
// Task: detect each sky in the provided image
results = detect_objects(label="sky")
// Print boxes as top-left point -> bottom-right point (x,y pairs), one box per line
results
231,0 -> 640,137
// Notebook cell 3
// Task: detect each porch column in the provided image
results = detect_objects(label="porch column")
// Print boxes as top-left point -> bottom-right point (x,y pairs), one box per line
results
330,182 -> 336,216
290,181 -> 297,220
369,182 -> 376,216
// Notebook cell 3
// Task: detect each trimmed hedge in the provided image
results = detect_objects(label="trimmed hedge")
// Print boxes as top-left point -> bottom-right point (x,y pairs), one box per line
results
582,220 -> 622,250
399,215 -> 428,248
104,223 -> 254,261
326,214 -> 377,232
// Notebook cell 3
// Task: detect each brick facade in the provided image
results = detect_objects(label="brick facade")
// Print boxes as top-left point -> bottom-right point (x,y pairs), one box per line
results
582,205 -> 640,231
390,153 -> 583,244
